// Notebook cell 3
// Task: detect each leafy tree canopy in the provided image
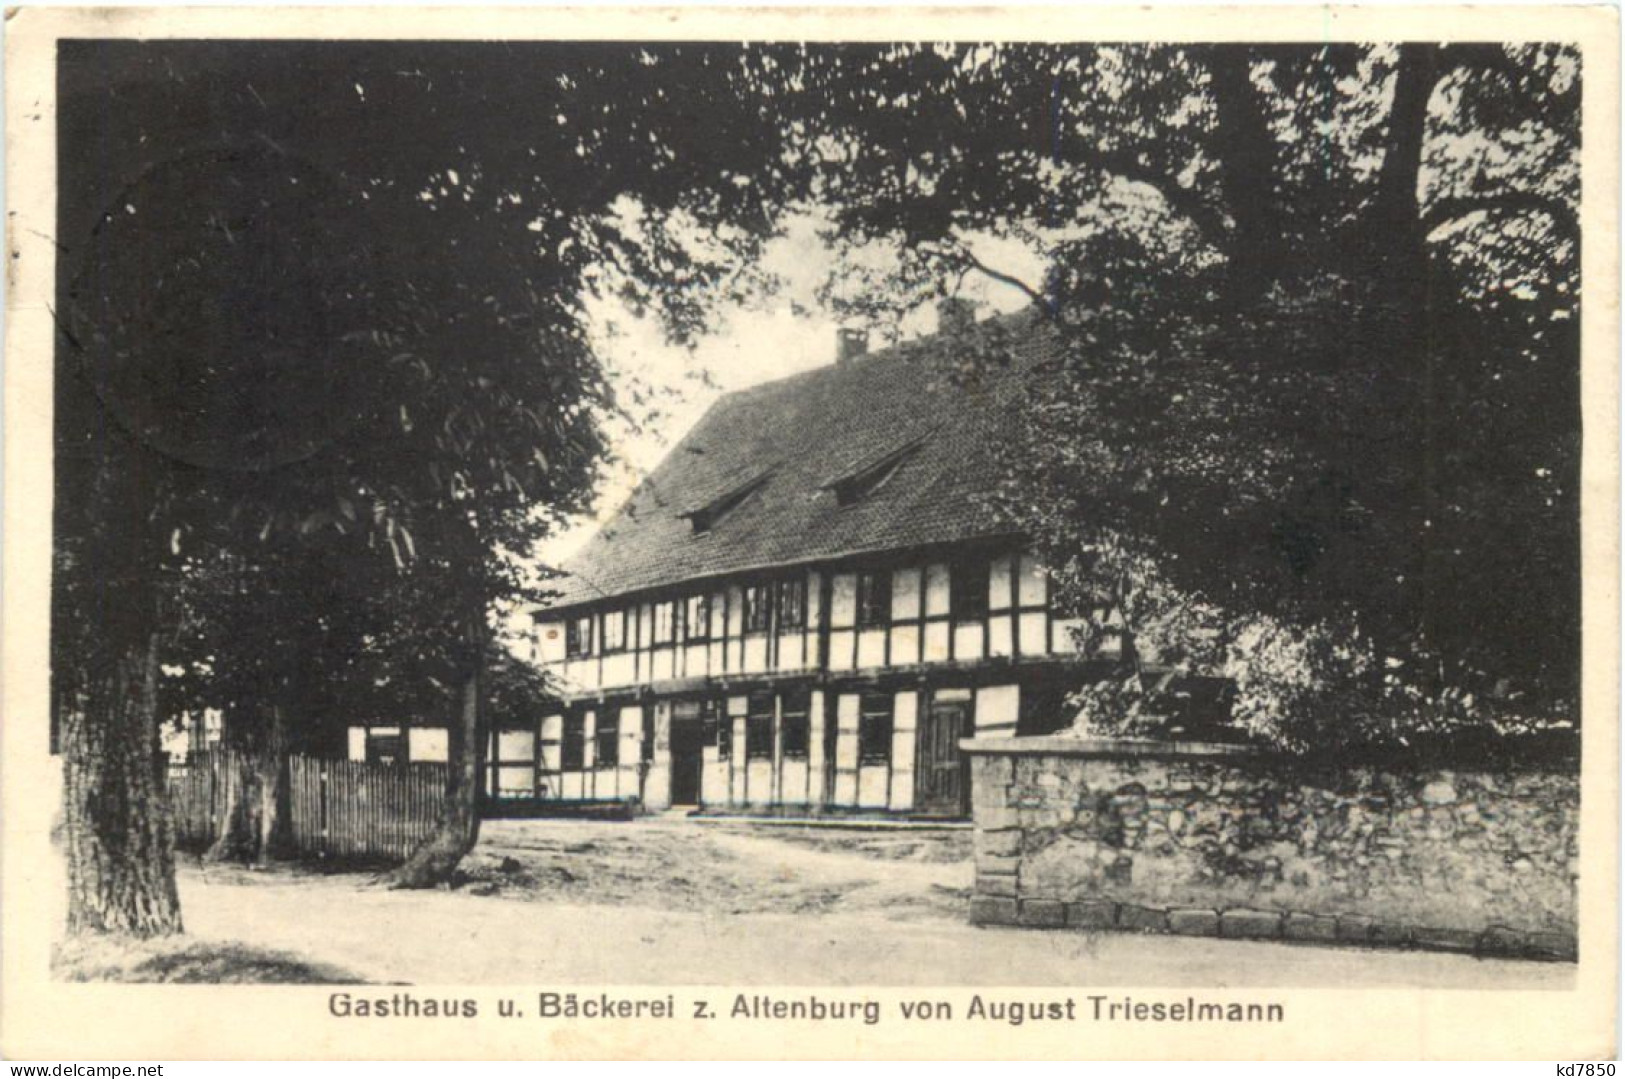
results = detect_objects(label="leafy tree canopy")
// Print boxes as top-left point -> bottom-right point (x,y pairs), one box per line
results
744,42 -> 1580,744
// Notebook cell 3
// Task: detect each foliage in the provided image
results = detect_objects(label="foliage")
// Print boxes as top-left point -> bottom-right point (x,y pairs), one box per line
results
1221,615 -> 1380,753
484,651 -> 560,733
51,41 -> 857,898
57,41 -> 831,749
748,42 -> 1580,749
54,40 -> 1583,868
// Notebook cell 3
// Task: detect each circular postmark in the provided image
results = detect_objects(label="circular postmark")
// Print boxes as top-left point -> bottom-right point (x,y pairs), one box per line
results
62,143 -> 377,473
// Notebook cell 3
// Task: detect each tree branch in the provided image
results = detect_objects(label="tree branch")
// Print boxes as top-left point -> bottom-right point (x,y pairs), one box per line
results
1421,191 -> 1578,239
1437,43 -> 1523,82
1091,146 -> 1232,245
949,246 -> 1052,312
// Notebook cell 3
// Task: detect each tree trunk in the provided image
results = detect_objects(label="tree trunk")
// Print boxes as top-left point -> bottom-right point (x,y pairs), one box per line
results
62,626 -> 184,937
202,748 -> 254,864
204,701 -> 294,866
1369,44 -> 1438,267
379,645 -> 485,888
253,703 -> 294,866
1207,47 -> 1286,300
203,703 -> 254,864
1368,44 -> 1448,651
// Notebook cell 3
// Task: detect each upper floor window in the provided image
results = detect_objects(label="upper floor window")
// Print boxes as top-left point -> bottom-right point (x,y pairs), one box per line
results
652,600 -> 676,645
565,615 -> 594,659
1016,552 -> 1049,608
602,608 -> 628,653
685,594 -> 712,642
856,571 -> 891,628
777,576 -> 807,631
951,560 -> 990,621
743,583 -> 771,634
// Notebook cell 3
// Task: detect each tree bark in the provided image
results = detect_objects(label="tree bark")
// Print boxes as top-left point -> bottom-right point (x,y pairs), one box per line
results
1207,47 -> 1286,300
1370,44 -> 1438,267
202,748 -> 252,864
62,624 -> 184,937
252,702 -> 294,866
203,704 -> 254,864
1368,44 -> 1450,652
379,641 -> 485,888
204,701 -> 294,866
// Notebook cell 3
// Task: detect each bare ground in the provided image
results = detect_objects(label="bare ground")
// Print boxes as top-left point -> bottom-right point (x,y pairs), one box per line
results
128,818 -> 1577,989
50,819 -> 1573,988
452,818 -> 973,922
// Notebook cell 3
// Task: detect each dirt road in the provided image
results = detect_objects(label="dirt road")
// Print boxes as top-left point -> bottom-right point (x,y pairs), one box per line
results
165,818 -> 1570,989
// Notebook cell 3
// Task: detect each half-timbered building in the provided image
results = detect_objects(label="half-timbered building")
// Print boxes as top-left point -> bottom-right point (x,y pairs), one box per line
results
493,305 -> 1125,818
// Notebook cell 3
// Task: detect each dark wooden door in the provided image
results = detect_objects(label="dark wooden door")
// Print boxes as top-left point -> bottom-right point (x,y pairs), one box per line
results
669,718 -> 704,806
915,700 -> 970,816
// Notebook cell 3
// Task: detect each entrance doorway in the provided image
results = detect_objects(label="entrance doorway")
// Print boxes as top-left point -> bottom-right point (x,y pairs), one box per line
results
669,703 -> 706,806
915,694 -> 971,816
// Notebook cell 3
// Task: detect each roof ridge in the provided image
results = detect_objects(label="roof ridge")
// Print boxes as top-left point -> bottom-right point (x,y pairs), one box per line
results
708,302 -> 1046,404
543,303 -> 1058,610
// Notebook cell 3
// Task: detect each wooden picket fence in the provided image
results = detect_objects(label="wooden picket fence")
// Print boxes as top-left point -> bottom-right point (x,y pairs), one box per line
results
167,748 -> 239,846
290,755 -> 448,860
167,749 -> 448,862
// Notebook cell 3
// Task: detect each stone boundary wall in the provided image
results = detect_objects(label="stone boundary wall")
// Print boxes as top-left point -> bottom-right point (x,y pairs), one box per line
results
964,737 -> 1579,961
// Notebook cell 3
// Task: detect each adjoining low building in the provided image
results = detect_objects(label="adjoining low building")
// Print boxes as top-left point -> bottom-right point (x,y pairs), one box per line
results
504,304 -> 1130,818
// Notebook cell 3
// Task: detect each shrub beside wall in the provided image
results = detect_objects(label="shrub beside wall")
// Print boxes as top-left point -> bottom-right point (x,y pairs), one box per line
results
965,738 -> 1578,960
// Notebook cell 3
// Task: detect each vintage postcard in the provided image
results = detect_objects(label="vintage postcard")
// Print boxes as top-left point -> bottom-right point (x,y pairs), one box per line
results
2,3 -> 1618,1062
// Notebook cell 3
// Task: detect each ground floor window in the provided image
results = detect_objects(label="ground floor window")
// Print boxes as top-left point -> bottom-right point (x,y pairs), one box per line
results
489,728 -> 538,800
745,691 -> 774,760
364,729 -> 403,767
1017,679 -> 1078,736
781,688 -> 811,758
561,710 -> 586,771
701,699 -> 729,759
858,691 -> 894,764
595,711 -> 620,767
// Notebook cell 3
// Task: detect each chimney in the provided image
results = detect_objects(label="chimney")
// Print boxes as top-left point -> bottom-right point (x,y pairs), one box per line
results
937,296 -> 978,336
836,327 -> 869,365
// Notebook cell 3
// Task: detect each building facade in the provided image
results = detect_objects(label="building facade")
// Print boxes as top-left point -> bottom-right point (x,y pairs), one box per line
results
337,308 -> 1229,812
519,543 -> 1102,816
493,307 -> 1124,818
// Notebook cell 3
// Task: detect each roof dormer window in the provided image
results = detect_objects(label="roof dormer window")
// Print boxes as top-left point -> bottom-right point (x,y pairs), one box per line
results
682,471 -> 772,535
825,438 -> 926,508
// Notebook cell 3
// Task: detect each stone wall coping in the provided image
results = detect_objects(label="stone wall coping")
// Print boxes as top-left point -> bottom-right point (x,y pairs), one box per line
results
960,736 -> 1259,759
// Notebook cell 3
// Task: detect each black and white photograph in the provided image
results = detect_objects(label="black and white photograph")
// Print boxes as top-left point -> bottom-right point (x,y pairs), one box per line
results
1,4 -> 1617,1062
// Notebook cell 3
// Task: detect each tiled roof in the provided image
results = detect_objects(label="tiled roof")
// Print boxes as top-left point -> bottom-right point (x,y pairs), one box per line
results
541,308 -> 1059,611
